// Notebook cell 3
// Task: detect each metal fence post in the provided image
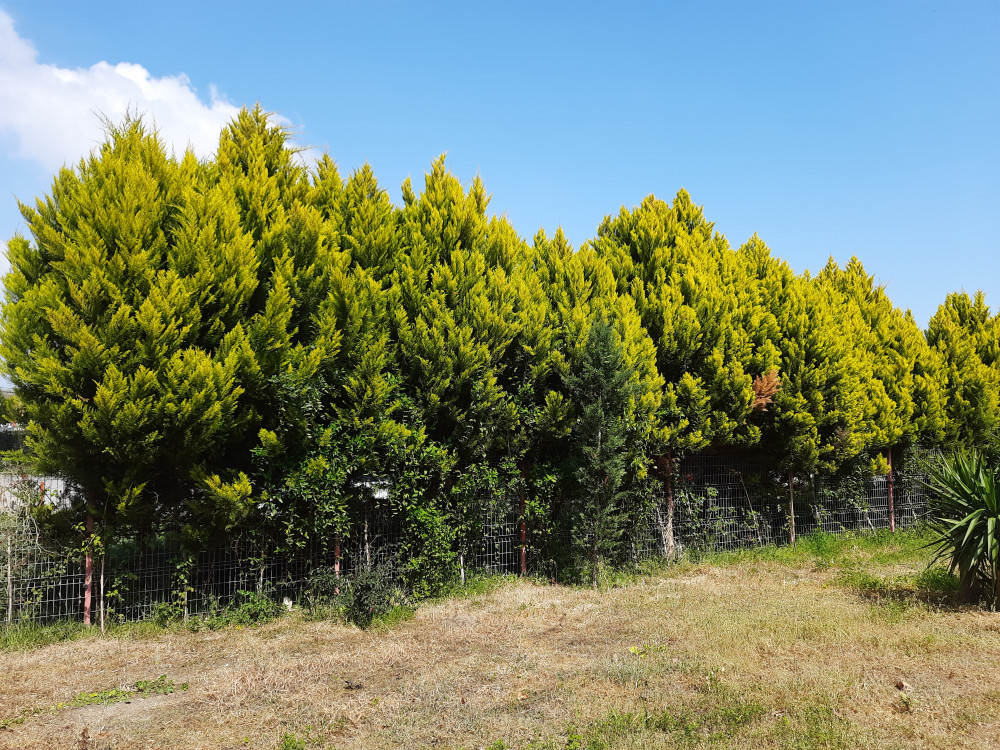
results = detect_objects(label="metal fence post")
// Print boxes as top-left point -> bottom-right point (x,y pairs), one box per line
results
5,527 -> 12,624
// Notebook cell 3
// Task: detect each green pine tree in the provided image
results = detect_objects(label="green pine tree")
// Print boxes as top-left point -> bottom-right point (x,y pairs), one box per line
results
564,321 -> 643,587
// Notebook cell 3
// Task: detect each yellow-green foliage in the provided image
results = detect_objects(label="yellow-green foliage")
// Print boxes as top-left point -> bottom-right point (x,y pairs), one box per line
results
926,291 -> 1000,452
0,105 -> 987,576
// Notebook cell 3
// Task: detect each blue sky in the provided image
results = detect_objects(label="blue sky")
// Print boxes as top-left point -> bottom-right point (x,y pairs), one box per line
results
0,0 -> 996,327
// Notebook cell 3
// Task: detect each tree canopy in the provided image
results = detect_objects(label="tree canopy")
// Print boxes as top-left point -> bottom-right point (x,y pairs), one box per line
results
1,107 -> 991,585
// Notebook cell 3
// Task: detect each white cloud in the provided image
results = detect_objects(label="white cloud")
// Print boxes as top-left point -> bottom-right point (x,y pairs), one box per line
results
0,10 -> 242,172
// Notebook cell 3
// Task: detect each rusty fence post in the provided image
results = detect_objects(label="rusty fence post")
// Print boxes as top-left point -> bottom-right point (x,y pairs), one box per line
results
83,514 -> 93,627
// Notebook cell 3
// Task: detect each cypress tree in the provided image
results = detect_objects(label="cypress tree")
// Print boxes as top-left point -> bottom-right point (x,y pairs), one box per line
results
926,292 -> 1000,454
1,118 -> 256,536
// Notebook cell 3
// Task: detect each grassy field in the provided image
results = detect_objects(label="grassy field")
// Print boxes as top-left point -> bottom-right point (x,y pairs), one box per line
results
1,529 -> 998,749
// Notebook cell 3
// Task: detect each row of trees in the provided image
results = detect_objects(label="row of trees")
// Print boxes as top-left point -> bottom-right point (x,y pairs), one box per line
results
2,108 -> 997,588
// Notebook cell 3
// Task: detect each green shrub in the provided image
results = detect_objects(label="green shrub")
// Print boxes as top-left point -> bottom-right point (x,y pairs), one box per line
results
150,601 -> 185,627
225,589 -> 283,626
344,562 -> 407,628
924,450 -> 999,604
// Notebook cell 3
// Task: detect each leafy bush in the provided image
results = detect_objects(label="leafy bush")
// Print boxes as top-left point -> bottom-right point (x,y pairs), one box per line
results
343,563 -> 407,628
223,589 -> 283,626
924,450 -> 999,604
150,601 -> 185,627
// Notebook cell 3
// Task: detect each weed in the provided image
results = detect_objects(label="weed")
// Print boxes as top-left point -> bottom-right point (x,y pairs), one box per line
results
134,674 -> 187,696
66,675 -> 187,708
278,732 -> 306,750
699,528 -> 936,571
68,687 -> 131,707
835,568 -> 887,594
0,714 -> 27,730
226,589 -> 283,626
0,675 -> 189,733
194,589 -> 283,631
1,618 -> 178,652
150,600 -> 185,627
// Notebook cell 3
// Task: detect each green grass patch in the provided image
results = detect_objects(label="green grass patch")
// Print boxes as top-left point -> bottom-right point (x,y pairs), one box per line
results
520,694 -> 769,748
1,620 -> 90,651
835,561 -> 961,611
1,618 -> 181,652
694,528 -> 936,571
771,704 -> 855,750
368,604 -> 417,629
431,572 -> 519,601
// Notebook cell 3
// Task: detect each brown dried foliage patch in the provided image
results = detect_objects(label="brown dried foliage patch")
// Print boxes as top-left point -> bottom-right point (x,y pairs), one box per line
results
751,369 -> 782,412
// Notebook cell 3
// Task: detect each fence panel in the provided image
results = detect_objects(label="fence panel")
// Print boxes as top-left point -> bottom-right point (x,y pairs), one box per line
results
1,458 -> 930,627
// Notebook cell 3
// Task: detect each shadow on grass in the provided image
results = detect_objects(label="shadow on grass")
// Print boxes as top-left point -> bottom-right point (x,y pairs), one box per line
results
835,565 -> 965,611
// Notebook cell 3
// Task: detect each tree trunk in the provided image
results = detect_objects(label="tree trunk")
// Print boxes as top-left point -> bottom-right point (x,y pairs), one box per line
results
364,515 -> 371,569
83,514 -> 93,627
460,552 -> 466,586
887,446 -> 896,533
665,452 -> 676,558
654,504 -> 669,558
652,453 -> 676,559
594,426 -> 602,586
333,534 -> 341,596
788,472 -> 796,548
960,564 -> 976,604
99,555 -> 105,635
591,534 -> 598,589
519,460 -> 529,576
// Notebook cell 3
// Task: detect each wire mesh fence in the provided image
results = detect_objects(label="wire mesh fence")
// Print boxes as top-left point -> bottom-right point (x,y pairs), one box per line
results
630,452 -> 928,561
1,455 -> 930,627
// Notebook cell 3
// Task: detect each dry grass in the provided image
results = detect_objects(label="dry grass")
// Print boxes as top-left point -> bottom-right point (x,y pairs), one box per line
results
2,533 -> 999,749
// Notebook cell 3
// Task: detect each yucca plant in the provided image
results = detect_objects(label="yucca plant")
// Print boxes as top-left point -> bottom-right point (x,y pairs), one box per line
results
923,450 -> 999,605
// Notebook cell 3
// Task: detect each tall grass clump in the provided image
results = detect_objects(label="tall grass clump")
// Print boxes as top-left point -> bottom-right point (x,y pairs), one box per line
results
924,450 -> 999,604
